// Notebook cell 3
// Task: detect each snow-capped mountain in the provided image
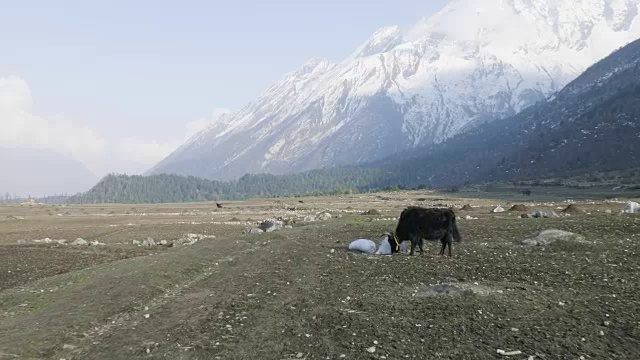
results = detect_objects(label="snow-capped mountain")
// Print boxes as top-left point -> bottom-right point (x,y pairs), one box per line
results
150,0 -> 640,180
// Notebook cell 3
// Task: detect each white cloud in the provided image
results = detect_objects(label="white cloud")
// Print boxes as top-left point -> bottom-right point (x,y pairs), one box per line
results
0,76 -> 106,174
116,137 -> 182,167
0,75 -> 232,178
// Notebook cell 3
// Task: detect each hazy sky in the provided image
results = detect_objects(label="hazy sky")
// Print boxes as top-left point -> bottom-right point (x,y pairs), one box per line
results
0,0 -> 448,176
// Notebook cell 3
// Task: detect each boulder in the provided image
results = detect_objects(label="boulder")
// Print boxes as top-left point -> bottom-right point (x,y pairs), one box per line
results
492,206 -> 505,213
243,227 -> 264,234
460,204 -> 473,211
521,229 -> 585,246
624,201 -> 640,213
522,210 -> 560,218
259,219 -> 284,232
361,209 -> 381,216
141,237 -> 156,246
317,212 -> 333,221
72,238 -> 88,246
302,215 -> 317,222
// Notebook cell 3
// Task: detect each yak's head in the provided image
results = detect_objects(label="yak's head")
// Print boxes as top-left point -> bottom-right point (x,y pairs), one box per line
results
384,232 -> 402,254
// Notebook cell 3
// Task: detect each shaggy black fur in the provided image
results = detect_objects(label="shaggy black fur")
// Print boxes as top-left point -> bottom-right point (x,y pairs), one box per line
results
390,207 -> 462,256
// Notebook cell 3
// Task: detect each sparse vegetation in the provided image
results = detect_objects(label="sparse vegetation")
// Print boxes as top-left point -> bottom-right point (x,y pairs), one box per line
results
1,190 -> 639,358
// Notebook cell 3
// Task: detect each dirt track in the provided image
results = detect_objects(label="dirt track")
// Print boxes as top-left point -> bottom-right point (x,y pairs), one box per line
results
0,191 -> 639,359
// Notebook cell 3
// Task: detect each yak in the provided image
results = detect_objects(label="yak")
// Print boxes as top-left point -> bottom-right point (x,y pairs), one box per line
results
389,207 -> 462,256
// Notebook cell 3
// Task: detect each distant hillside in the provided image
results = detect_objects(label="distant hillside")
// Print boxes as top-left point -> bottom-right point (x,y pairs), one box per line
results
0,148 -> 98,197
70,39 -> 640,204
68,169 -> 386,204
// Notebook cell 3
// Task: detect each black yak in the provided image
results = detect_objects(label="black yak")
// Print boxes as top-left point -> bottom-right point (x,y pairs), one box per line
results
389,207 -> 462,256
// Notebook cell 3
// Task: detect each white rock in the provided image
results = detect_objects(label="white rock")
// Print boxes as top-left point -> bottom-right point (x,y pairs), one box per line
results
521,230 -> 585,246
365,346 -> 376,353
492,206 -> 505,213
496,349 -> 522,356
72,238 -> 88,246
142,237 -> 156,246
317,212 -> 332,221
624,201 -> 640,213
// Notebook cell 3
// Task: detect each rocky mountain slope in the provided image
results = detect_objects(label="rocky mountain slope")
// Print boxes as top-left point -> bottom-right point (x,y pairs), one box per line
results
380,37 -> 640,186
151,0 -> 640,180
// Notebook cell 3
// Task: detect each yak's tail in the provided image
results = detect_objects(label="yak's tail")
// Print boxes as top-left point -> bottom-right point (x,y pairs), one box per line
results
451,213 -> 462,242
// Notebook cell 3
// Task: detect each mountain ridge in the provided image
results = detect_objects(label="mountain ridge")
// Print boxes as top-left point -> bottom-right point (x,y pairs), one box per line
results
150,0 -> 640,180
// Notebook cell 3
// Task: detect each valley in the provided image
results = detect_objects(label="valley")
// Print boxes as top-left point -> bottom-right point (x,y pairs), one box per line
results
1,190 -> 639,359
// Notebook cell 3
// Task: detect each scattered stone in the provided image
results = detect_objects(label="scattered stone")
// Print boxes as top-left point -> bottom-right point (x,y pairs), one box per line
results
419,283 -> 486,297
16,239 -> 26,244
492,206 -> 505,213
463,215 -> 478,220
521,229 -> 586,246
296,353 -> 304,358
365,346 -> 376,353
624,201 -> 640,213
317,212 -> 332,221
522,210 -> 559,218
497,349 -> 522,356
361,209 -> 381,216
142,238 -> 156,247
302,215 -> 317,222
62,344 -> 76,350
132,240 -> 141,246
284,225 -> 293,229
508,204 -> 529,212
258,219 -> 284,232
243,227 -> 264,234
159,240 -> 168,245
172,233 -> 207,246
561,204 -> 586,215
5,215 -> 25,220
605,209 -> 613,214
460,204 -> 473,211
90,240 -> 106,246
57,239 -> 67,245
71,238 -> 88,246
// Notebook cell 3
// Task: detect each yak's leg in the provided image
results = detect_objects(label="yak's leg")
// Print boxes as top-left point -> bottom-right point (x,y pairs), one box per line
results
447,233 -> 454,257
439,237 -> 446,256
409,238 -> 416,256
418,238 -> 425,255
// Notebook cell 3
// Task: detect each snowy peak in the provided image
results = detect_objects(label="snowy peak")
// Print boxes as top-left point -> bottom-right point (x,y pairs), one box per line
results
299,57 -> 332,75
353,26 -> 403,58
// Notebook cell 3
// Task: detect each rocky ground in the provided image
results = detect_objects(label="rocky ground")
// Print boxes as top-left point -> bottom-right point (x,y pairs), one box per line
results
0,189 -> 639,359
